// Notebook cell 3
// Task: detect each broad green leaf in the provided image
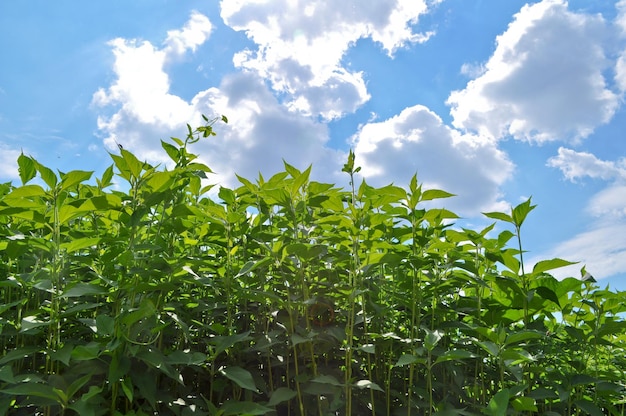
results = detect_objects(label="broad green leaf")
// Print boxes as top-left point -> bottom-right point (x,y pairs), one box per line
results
424,328 -> 443,351
421,189 -> 455,201
1,382 -> 63,404
220,366 -> 258,392
121,148 -> 143,179
34,160 -> 58,189
220,401 -> 272,416
209,331 -> 252,356
60,170 -> 93,191
394,354 -> 420,367
512,197 -> 536,228
61,283 -> 107,298
145,170 -> 175,192
219,186 -> 236,204
161,140 -> 180,162
511,396 -> 537,412
532,258 -> 577,275
99,164 -> 114,188
20,315 -> 51,332
483,211 -> 513,224
434,349 -> 476,365
574,399 -> 604,416
49,343 -> 74,366
67,373 -> 94,401
267,387 -> 297,406
60,237 -> 101,254
17,153 -> 36,184
0,346 -> 40,365
504,330 -> 543,347
535,286 -> 560,307
121,298 -> 157,326
0,365 -> 15,383
311,375 -> 343,387
71,343 -> 101,361
5,184 -> 46,198
483,388 -> 510,416
291,164 -> 311,194
121,377 -> 133,402
235,258 -> 273,277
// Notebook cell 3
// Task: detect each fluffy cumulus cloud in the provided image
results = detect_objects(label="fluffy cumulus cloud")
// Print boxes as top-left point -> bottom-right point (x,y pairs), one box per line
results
0,143 -> 20,180
351,105 -> 513,215
448,0 -> 620,143
540,149 -> 626,280
221,0 -> 435,120
92,11 -> 213,139
547,147 -> 626,182
92,13 -> 342,187
615,0 -> 626,91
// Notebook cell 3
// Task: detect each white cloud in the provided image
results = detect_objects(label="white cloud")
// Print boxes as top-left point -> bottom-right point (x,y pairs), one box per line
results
351,105 -> 513,216
92,14 -> 345,189
164,11 -> 213,57
541,222 -> 626,281
547,147 -> 626,182
448,0 -> 620,143
0,144 -> 20,180
615,0 -> 626,91
587,185 -> 626,218
540,147 -> 626,281
93,13 -> 213,149
221,0 -> 435,120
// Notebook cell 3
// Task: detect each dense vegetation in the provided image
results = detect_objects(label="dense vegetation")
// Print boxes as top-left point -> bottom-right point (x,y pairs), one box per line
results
0,117 -> 625,415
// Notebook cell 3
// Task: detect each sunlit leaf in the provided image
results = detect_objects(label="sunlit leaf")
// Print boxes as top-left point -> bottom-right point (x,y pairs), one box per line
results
220,366 -> 258,392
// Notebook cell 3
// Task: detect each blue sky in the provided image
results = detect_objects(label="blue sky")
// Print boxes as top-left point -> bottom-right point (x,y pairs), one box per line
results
1,0 -> 626,289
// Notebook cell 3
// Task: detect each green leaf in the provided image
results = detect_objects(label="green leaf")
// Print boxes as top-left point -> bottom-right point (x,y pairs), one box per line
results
17,153 -> 36,184
504,330 -> 543,347
434,349 -> 476,365
354,380 -> 384,392
61,283 -> 107,298
161,140 -> 180,162
99,164 -> 114,188
0,346 -> 40,365
0,365 -> 15,383
121,376 -> 134,402
483,388 -> 510,416
220,401 -> 272,416
512,197 -> 536,228
220,366 -> 258,392
145,170 -> 175,192
511,396 -> 537,412
535,286 -> 560,307
235,258 -> 272,278
311,375 -> 343,387
394,354 -> 420,367
2,382 -> 64,404
120,148 -> 143,179
574,399 -> 604,416
267,387 -> 297,406
424,328 -> 443,351
483,211 -> 513,224
34,160 -> 58,189
421,189 -> 455,201
209,331 -> 252,356
61,237 -> 101,254
532,258 -> 577,275
60,170 -> 93,191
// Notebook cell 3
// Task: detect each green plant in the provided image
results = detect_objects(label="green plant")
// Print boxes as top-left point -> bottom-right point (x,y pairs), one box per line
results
0,117 -> 624,415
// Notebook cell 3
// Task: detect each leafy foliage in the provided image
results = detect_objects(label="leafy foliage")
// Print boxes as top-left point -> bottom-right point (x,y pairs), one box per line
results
1,117 -> 625,415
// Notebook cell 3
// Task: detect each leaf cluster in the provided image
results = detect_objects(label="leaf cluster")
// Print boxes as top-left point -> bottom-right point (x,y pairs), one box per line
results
0,118 -> 625,415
